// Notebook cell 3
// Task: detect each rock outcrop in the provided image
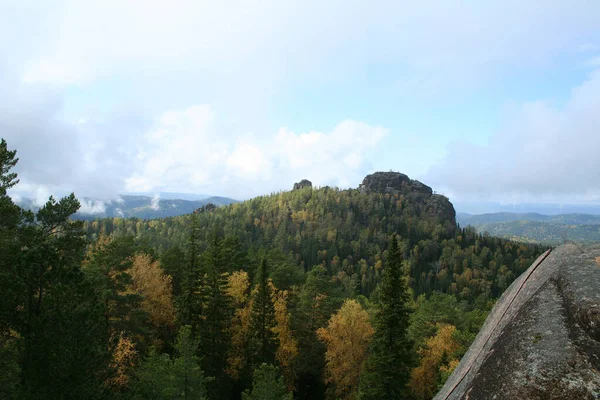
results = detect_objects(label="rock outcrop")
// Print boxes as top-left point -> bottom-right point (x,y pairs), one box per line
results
293,179 -> 313,190
359,171 -> 433,196
359,172 -> 456,226
435,244 -> 600,400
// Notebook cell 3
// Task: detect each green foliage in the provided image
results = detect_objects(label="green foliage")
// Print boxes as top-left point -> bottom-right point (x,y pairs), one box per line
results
249,259 -> 276,367
0,138 -> 19,193
198,229 -> 233,396
359,234 -> 413,399
1,138 -> 548,400
177,212 -> 203,333
84,236 -> 148,339
294,265 -> 344,398
160,245 -> 186,297
470,220 -> 600,244
0,340 -> 21,399
242,363 -> 292,400
133,325 -> 211,399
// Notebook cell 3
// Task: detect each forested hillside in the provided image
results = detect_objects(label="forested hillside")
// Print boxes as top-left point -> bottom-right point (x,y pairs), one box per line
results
15,194 -> 238,220
458,212 -> 600,244
1,139 -> 547,400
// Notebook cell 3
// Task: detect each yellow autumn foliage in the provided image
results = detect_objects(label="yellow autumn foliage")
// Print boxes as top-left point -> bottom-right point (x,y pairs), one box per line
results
226,271 -> 253,379
410,323 -> 461,400
129,253 -> 176,327
272,286 -> 298,391
106,331 -> 137,389
317,299 -> 374,400
227,270 -> 251,306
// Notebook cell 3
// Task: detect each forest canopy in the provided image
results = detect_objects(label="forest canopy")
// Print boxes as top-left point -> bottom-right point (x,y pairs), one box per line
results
0,138 -> 547,399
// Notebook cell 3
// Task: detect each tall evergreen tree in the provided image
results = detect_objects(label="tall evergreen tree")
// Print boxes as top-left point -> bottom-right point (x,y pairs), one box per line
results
294,265 -> 343,399
242,363 -> 292,400
177,211 -> 203,334
0,139 -> 22,399
133,325 -> 211,400
83,235 -> 147,342
199,228 -> 232,396
249,258 -> 276,367
359,234 -> 414,399
18,196 -> 108,398
0,140 -> 107,398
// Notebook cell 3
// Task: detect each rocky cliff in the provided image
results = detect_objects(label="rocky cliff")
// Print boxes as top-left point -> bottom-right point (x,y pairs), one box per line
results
359,172 -> 456,225
435,244 -> 600,400
293,179 -> 313,190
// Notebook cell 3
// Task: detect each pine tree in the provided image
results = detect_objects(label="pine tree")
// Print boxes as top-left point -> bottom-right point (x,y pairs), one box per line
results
359,234 -> 414,399
16,194 -> 108,398
0,139 -> 21,398
249,258 -> 276,367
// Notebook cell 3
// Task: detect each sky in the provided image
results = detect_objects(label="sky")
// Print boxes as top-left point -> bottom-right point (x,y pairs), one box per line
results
2,0 -> 600,212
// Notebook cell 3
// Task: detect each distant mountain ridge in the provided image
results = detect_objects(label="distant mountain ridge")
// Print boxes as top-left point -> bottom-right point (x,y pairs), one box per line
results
458,212 -> 600,244
458,212 -> 600,225
16,194 -> 238,220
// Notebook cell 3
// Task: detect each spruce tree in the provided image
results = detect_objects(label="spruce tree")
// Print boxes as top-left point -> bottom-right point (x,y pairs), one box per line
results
199,228 -> 232,396
249,258 -> 276,367
359,234 -> 414,399
177,212 -> 203,334
242,364 -> 292,400
133,326 -> 211,400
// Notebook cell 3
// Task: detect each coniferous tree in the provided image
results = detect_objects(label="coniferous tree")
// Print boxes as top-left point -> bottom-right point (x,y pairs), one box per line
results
0,139 -> 21,398
359,234 -> 414,399
16,195 -> 108,398
133,325 -> 211,400
199,228 -> 232,396
177,212 -> 203,334
242,363 -> 292,400
85,237 -> 145,322
294,265 -> 343,399
249,258 -> 276,367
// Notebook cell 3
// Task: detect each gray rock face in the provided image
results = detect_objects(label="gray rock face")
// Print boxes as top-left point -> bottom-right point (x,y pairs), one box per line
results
359,172 -> 456,226
435,244 -> 600,400
359,171 -> 433,196
293,179 -> 313,190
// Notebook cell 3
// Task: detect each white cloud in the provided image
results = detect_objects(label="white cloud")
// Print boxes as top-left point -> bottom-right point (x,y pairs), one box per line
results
150,194 -> 160,211
78,199 -> 107,215
2,1 -> 600,204
12,1 -> 600,98
426,68 -> 600,204
125,105 -> 388,198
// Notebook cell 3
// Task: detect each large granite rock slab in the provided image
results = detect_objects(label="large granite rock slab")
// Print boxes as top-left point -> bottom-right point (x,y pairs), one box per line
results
435,244 -> 600,400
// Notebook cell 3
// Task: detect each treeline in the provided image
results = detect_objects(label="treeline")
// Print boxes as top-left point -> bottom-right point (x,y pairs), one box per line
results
0,138 -> 547,399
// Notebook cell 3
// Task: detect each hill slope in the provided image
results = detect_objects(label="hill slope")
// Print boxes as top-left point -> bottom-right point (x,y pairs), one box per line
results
85,173 -> 546,301
16,194 -> 238,220
458,212 -> 600,244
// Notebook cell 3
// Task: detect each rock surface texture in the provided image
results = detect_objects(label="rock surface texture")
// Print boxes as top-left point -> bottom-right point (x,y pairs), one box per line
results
435,244 -> 600,400
359,172 -> 456,226
293,179 -> 313,190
